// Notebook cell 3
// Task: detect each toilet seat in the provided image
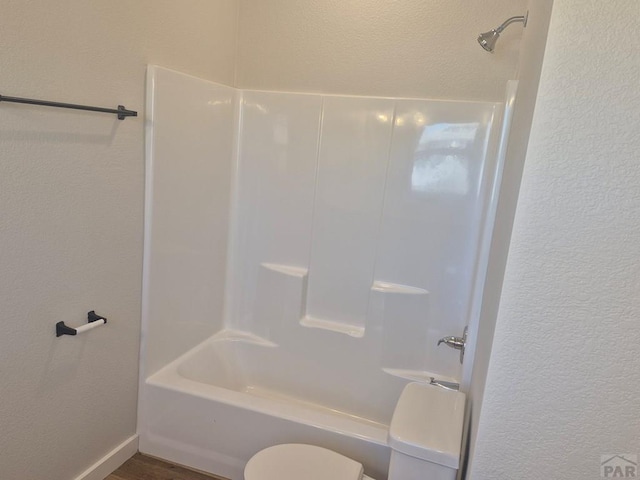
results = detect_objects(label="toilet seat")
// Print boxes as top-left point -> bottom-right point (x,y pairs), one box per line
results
244,444 -> 366,480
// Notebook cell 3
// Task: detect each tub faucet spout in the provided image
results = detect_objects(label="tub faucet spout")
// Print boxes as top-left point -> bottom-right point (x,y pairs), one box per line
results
429,377 -> 460,391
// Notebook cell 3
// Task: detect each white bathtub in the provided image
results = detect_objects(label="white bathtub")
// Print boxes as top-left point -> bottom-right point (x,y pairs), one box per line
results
137,329 -> 430,480
140,68 -> 494,480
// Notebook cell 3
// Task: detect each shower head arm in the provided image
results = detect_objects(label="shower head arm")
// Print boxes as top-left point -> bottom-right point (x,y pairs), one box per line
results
477,12 -> 528,53
495,14 -> 527,34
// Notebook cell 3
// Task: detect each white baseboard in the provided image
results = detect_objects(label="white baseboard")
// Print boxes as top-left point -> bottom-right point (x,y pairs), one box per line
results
73,434 -> 139,480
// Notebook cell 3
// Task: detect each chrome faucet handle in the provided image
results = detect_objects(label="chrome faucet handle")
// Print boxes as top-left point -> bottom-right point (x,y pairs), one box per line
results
437,326 -> 468,364
438,336 -> 464,348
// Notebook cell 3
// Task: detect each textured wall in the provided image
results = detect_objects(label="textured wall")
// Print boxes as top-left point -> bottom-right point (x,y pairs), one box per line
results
471,1 -> 640,478
0,2 -> 238,479
236,0 -> 527,101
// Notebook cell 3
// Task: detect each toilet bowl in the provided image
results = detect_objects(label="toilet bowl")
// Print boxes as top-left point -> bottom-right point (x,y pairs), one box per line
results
244,383 -> 466,480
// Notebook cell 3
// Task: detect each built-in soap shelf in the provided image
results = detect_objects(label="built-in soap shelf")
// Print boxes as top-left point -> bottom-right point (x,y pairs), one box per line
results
371,281 -> 429,296
300,316 -> 365,338
256,262 -> 430,339
261,263 -> 308,278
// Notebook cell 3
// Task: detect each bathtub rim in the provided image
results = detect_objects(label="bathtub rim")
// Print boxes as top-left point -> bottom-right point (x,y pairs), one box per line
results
146,333 -> 390,447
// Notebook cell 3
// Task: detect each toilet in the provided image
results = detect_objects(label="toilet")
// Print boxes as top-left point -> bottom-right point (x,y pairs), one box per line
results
244,382 -> 466,480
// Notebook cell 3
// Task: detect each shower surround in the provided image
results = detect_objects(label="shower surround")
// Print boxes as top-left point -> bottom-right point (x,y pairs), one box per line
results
138,66 -> 509,479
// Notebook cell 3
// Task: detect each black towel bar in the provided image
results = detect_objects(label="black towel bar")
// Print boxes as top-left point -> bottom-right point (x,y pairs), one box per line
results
0,93 -> 137,120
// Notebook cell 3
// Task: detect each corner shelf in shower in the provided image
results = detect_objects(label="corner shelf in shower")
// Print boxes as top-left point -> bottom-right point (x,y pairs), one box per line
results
300,316 -> 365,338
256,262 -> 431,340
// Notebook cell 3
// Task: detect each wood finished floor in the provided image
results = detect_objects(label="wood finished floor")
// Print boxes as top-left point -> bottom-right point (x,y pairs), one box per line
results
107,453 -> 229,480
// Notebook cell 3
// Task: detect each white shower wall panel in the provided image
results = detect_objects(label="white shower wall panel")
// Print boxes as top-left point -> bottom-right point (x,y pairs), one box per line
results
142,66 -> 237,377
228,91 -> 322,335
229,90 -> 501,381
376,100 -> 500,373
306,96 -> 395,332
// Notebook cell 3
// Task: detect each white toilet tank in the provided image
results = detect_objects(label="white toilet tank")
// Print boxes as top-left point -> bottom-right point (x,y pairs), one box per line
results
387,383 -> 466,480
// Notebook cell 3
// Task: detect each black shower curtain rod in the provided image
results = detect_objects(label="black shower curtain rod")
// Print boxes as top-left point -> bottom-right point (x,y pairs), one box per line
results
0,93 -> 137,120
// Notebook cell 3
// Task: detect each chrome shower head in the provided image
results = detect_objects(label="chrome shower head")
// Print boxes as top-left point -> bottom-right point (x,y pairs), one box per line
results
478,13 -> 528,53
478,30 -> 501,52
